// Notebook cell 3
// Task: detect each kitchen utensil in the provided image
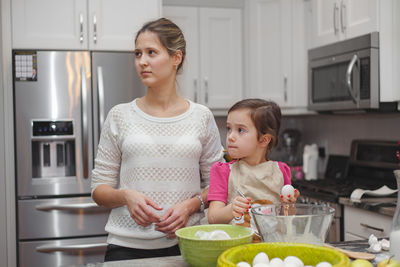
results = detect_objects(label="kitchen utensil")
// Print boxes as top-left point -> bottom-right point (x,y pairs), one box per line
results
323,243 -> 376,260
217,242 -> 350,267
251,203 -> 334,245
175,224 -> 253,267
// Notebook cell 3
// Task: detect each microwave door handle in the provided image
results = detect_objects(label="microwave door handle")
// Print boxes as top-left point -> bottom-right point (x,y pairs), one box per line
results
81,66 -> 89,179
346,54 -> 359,104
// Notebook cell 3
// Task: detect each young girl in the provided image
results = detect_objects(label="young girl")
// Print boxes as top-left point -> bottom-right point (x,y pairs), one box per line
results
208,99 -> 299,225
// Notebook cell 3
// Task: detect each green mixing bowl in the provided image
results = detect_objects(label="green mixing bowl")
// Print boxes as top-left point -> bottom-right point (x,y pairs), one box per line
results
217,242 -> 351,267
176,224 -> 253,267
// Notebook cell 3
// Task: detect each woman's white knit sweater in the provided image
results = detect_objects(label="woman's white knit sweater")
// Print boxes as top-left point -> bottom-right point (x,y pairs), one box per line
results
91,99 -> 224,249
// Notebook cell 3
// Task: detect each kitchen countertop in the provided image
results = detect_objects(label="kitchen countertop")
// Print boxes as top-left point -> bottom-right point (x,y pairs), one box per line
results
339,197 -> 397,217
82,240 -> 392,267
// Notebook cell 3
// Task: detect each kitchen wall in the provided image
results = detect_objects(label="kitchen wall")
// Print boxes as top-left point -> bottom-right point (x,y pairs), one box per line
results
0,0 -> 7,263
215,112 -> 400,169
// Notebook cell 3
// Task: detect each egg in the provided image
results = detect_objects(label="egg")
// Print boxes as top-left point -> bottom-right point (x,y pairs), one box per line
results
253,264 -> 270,267
208,230 -> 231,240
284,256 -> 304,267
315,262 -> 332,267
236,261 -> 251,267
281,184 -> 295,198
269,257 -> 284,267
253,252 -> 270,266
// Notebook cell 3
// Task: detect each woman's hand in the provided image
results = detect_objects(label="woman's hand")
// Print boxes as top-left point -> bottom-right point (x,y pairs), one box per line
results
231,196 -> 252,219
123,189 -> 163,227
155,199 -> 192,238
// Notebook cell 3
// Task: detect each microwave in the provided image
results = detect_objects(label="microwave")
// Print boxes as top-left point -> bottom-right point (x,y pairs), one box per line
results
308,32 -> 380,111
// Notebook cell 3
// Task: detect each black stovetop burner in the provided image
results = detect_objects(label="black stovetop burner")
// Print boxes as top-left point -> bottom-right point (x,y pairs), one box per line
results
292,140 -> 399,203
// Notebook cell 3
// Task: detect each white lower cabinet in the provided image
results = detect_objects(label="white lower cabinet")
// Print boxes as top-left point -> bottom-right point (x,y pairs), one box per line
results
344,206 -> 392,241
163,6 -> 243,111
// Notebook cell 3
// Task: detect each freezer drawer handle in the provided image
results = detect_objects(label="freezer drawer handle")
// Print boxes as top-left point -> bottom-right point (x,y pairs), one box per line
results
35,202 -> 106,211
36,242 -> 107,253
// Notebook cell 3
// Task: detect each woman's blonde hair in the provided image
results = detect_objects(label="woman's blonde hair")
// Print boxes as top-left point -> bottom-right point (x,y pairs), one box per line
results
135,18 -> 186,72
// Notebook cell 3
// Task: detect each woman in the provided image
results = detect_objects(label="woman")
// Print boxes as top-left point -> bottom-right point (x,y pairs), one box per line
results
91,18 -> 224,261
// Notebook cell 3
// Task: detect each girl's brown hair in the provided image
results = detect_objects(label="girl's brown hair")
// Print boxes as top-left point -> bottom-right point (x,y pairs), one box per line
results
135,18 -> 186,72
228,98 -> 281,158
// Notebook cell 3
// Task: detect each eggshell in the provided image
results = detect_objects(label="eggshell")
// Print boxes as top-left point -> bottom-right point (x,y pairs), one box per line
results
281,185 -> 295,198
269,257 -> 284,267
380,239 -> 390,250
236,261 -> 251,267
253,264 -> 270,267
284,256 -> 304,267
368,234 -> 378,245
253,252 -> 270,266
315,262 -> 332,267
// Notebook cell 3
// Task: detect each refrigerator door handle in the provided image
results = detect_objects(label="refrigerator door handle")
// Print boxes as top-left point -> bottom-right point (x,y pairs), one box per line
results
36,242 -> 108,253
35,202 -> 107,211
97,66 -> 105,132
81,66 -> 89,179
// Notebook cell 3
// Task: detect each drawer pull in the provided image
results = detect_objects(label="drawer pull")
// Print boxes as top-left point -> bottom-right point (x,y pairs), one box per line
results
36,202 -> 107,211
37,242 -> 107,253
360,223 -> 384,232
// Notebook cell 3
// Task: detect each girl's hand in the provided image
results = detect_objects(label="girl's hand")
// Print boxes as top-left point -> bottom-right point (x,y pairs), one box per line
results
280,188 -> 300,204
123,189 -> 163,227
155,200 -> 192,238
231,196 -> 252,219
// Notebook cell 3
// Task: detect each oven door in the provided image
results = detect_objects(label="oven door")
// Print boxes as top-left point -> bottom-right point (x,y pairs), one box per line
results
308,48 -> 379,111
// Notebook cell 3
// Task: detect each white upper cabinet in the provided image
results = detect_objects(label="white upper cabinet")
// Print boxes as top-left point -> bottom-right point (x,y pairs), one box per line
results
164,6 -> 243,111
12,0 -> 161,51
309,0 -> 379,48
245,0 -> 308,111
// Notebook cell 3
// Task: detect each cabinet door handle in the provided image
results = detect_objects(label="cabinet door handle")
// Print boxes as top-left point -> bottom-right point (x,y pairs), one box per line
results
93,14 -> 97,44
284,75 -> 288,102
193,79 -> 198,103
79,13 -> 84,43
340,1 -> 347,33
333,2 -> 339,35
360,223 -> 384,232
204,77 -> 209,104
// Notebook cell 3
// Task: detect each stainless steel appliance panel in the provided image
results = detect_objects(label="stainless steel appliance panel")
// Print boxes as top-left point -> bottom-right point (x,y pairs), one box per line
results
18,236 -> 107,267
18,197 -> 109,239
14,51 -> 94,196
91,52 -> 145,151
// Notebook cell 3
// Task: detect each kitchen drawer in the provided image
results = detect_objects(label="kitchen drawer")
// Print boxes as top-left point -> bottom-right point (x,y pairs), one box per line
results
344,206 -> 392,240
18,196 -> 110,239
19,235 -> 107,267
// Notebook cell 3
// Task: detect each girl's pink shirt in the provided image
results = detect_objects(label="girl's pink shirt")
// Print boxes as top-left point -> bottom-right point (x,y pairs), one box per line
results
208,160 -> 292,203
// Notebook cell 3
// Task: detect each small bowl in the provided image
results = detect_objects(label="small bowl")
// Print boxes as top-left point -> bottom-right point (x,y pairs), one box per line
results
175,224 -> 253,267
251,203 -> 334,245
217,242 -> 350,267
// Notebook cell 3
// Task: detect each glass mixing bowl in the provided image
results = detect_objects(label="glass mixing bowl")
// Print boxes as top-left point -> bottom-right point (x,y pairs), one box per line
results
251,203 -> 334,245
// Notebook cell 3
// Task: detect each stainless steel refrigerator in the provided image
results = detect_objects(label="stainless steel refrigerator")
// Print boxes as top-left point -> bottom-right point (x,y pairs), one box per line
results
13,50 -> 145,266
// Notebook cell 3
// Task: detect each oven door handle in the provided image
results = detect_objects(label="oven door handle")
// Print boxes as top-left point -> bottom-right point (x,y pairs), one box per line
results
35,202 -> 107,211
36,242 -> 108,253
346,54 -> 359,105
360,223 -> 384,232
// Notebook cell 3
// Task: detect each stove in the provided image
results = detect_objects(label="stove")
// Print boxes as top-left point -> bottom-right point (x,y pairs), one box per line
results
292,140 -> 399,242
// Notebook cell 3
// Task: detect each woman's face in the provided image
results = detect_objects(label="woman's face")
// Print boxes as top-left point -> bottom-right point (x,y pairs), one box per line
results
134,31 -> 178,89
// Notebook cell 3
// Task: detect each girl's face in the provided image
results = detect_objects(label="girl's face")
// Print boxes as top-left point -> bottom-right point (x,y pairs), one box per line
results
134,31 -> 179,88
226,109 -> 268,165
